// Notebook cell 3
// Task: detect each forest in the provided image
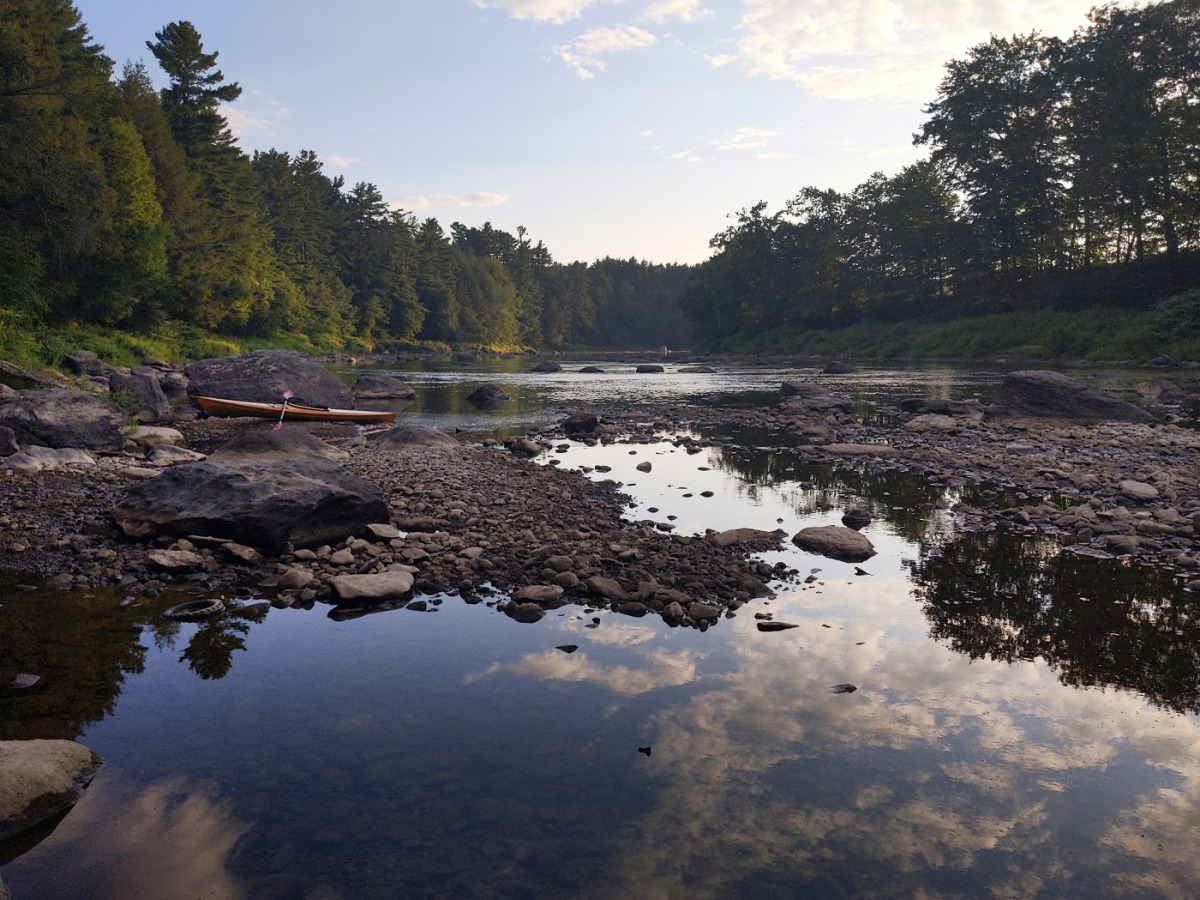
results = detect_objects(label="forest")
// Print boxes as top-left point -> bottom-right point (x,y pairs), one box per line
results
683,0 -> 1200,353
0,2 -> 693,357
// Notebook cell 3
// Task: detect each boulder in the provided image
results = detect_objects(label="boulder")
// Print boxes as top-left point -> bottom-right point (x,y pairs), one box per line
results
679,365 -> 715,373
128,425 -> 185,449
112,458 -> 389,552
0,739 -> 103,841
636,364 -> 664,374
586,575 -> 628,601
63,350 -> 106,376
466,383 -> 511,408
505,437 -> 545,457
329,570 -> 414,603
985,370 -> 1155,423
0,361 -> 58,390
562,411 -> 600,434
0,388 -> 125,450
579,366 -> 605,374
531,360 -> 562,373
185,350 -> 352,408
792,525 -> 877,562
353,374 -> 416,400
779,382 -> 854,413
210,427 -> 348,462
707,528 -> 780,548
373,425 -> 460,450
109,370 -> 170,423
0,426 -> 19,456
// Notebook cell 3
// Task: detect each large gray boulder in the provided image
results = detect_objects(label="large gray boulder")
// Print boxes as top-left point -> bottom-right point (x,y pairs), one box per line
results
466,383 -> 511,409
986,370 -> 1155,423
780,382 -> 854,413
0,388 -> 125,450
112,458 -> 389,552
186,350 -> 352,408
353,374 -> 416,400
0,740 -> 103,841
109,370 -> 170,423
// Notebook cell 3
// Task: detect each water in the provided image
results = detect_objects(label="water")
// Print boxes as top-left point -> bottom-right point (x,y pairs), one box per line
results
3,357 -> 1199,898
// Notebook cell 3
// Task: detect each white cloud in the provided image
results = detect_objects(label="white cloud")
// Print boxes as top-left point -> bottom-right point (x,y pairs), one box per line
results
390,192 -> 513,211
322,155 -> 359,169
222,91 -> 289,140
713,0 -> 1104,102
554,23 -> 658,78
472,0 -> 623,25
643,0 -> 714,22
715,126 -> 779,151
757,151 -> 793,160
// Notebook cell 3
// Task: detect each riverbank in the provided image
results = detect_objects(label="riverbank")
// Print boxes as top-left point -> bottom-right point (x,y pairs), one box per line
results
2,384 -> 1198,626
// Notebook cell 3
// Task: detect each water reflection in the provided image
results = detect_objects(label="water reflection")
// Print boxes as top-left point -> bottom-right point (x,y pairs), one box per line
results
908,529 -> 1200,713
0,581 -> 146,741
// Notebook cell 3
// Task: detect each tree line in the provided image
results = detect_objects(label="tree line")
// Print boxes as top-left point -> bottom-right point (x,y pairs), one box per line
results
0,2 -> 693,352
683,0 -> 1200,348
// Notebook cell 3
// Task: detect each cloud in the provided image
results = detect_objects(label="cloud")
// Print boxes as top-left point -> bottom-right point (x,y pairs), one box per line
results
222,90 -> 288,140
714,126 -> 779,151
467,646 -> 703,695
472,0 -> 623,25
642,0 -> 714,22
757,151 -> 793,160
390,192 -> 513,212
322,155 -> 359,169
712,0 -> 1103,102
554,24 -> 658,78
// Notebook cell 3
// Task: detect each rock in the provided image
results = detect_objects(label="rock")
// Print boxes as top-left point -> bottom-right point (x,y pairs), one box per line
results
822,361 -> 857,374
579,366 -> 605,374
586,575 -> 628,601
679,366 -> 714,373
0,739 -> 103,841
329,570 -> 414,602
0,388 -> 125,451
779,383 -> 854,413
353,374 -> 416,400
277,567 -> 315,590
373,425 -> 460,450
456,350 -> 477,364
904,413 -> 958,432
128,425 -> 185,449
211,427 -> 348,462
636,365 -> 664,373
545,555 -> 574,572
617,601 -> 648,616
985,370 -> 1156,423
7,674 -> 40,692
792,525 -> 877,562
186,350 -> 353,408
562,411 -> 600,434
506,601 -> 545,622
109,370 -> 170,423
757,621 -> 799,631
830,683 -> 857,694
636,461 -> 652,472
147,444 -> 206,465
0,425 -> 18,456
113,458 -> 389,552
0,361 -> 59,390
147,549 -> 204,571
63,350 -> 105,376
466,383 -> 511,408
531,360 -> 562,373
707,528 -> 780,548
1120,480 -> 1160,501
841,509 -> 872,530
514,584 -> 565,605
366,523 -> 401,540
505,437 -> 545,457
688,602 -> 721,620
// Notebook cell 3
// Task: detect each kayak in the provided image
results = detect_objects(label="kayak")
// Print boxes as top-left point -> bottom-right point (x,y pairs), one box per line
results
194,395 -> 397,424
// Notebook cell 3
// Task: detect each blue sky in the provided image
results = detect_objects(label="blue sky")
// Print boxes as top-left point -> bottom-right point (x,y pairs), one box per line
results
76,0 -> 1110,265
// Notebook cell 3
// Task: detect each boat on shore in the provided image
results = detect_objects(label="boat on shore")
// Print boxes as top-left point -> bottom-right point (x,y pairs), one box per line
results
194,395 -> 397,424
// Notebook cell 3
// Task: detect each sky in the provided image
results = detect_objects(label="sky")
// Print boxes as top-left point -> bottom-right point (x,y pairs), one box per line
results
75,0 -> 1114,265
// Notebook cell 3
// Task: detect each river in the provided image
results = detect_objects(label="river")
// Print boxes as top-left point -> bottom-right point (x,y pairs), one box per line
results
2,356 -> 1198,898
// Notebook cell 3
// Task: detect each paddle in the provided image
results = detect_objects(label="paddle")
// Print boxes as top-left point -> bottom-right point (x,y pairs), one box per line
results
274,389 -> 294,429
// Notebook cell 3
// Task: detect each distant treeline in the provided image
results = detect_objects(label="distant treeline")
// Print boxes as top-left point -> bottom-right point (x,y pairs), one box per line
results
1,3 -> 693,352
684,0 -> 1200,349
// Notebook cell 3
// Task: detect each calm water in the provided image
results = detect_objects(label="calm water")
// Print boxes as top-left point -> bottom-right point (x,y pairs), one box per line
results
3,357 -> 1199,899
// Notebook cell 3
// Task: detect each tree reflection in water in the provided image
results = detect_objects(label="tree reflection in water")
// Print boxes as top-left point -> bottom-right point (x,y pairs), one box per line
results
907,529 -> 1200,713
143,603 -> 252,681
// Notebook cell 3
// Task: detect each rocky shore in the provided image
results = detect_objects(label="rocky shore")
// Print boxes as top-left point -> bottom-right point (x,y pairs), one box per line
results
2,356 -> 1199,627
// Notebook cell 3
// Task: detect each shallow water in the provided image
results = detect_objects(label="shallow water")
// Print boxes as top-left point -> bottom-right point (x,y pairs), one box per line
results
3,358 -> 1200,898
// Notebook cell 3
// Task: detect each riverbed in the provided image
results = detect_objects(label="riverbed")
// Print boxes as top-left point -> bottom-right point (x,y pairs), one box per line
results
3,356 -> 1199,899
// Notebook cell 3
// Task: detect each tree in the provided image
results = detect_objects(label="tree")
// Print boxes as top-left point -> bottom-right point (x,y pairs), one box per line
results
145,20 -> 240,157
917,33 -> 1071,277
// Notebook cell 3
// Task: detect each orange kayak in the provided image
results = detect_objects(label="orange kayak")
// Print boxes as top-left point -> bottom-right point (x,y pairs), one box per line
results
195,396 -> 397,424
